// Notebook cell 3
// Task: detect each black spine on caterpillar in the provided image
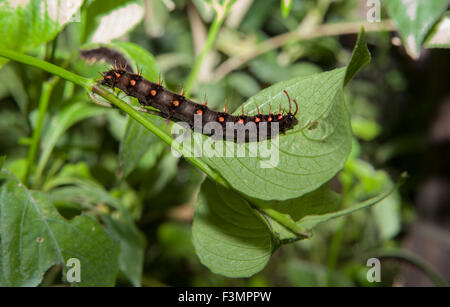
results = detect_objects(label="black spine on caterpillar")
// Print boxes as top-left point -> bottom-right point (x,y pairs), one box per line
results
100,69 -> 299,142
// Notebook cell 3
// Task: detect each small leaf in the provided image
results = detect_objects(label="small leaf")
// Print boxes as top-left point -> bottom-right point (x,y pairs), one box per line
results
385,0 -> 449,59
344,27 -> 371,87
192,179 -> 276,278
0,171 -> 120,286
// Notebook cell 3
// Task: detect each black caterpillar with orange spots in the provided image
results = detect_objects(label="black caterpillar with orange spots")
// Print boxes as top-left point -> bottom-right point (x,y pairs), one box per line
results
82,47 -> 299,142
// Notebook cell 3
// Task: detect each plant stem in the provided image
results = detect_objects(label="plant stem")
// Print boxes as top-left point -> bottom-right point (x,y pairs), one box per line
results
24,76 -> 59,185
0,47 -> 91,89
92,86 -> 230,188
0,48 -> 229,189
183,0 -> 234,96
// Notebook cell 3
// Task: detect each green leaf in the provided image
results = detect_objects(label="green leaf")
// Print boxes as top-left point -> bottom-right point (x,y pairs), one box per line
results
195,29 -> 369,201
344,27 -> 371,87
0,171 -> 120,286
34,101 -> 109,183
424,12 -> 450,48
49,179 -> 146,287
0,0 -> 83,66
83,0 -> 144,43
192,179 -> 276,278
385,0 -> 449,59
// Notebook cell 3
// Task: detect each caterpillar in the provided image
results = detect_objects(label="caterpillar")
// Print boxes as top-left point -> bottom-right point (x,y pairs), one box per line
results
82,47 -> 299,142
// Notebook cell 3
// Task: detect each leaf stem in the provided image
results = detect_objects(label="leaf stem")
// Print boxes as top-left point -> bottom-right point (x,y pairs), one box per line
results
183,0 -> 234,96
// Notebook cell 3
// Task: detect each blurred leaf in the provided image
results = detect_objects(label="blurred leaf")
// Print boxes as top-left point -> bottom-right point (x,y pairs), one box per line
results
192,0 -> 215,22
84,0 -> 144,43
351,117 -> 381,141
192,179 -> 275,277
249,57 -> 322,84
35,101 -> 109,181
158,222 -> 195,259
0,0 -> 83,66
144,0 -> 170,37
385,0 -> 448,59
295,179 -> 399,232
424,12 -> 450,48
0,171 -> 120,286
5,158 -> 27,181
49,179 -> 146,286
227,72 -> 261,97
0,65 -> 28,113
280,0 -> 292,19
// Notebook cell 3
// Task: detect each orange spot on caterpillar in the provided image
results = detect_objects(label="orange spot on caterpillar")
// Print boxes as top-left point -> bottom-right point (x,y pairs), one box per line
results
173,100 -> 180,107
255,117 -> 261,123
268,117 -> 272,122
130,80 -> 136,86
196,109 -> 203,115
278,115 -> 283,120
238,118 -> 244,124
106,75 -> 113,79
150,90 -> 157,96
114,72 -> 121,78
218,116 -> 225,122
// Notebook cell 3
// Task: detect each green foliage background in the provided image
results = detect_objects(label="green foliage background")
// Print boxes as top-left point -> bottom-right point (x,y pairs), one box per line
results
0,0 -> 449,286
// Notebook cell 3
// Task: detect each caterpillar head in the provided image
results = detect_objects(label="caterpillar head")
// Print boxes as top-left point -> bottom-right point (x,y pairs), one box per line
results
283,113 -> 298,129
101,69 -> 126,87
